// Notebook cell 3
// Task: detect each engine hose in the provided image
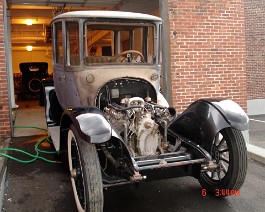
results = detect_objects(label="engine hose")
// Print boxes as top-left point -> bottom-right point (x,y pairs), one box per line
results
0,126 -> 61,164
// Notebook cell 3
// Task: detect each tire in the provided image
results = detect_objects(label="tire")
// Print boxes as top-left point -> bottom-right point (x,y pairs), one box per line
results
68,125 -> 103,211
28,78 -> 41,93
199,127 -> 247,196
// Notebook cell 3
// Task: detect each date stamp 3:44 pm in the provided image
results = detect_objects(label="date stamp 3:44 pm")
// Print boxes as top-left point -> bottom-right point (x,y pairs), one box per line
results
201,188 -> 241,197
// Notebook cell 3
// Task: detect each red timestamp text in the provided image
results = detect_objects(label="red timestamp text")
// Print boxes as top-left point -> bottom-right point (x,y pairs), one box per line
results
201,188 -> 240,197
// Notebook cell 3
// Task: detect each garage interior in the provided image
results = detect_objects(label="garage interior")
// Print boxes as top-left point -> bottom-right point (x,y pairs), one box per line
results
7,0 -> 160,136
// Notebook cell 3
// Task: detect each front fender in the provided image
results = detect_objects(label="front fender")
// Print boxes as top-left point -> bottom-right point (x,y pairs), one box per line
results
210,99 -> 249,131
61,107 -> 111,144
169,99 -> 249,150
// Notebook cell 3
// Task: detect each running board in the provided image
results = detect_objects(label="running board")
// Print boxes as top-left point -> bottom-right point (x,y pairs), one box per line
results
132,152 -> 206,171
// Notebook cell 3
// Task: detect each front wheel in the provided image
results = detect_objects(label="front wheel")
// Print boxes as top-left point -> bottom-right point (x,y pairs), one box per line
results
68,125 -> 103,211
199,128 -> 247,196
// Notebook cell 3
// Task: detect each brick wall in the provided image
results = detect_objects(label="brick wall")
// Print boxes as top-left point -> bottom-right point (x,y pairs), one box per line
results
245,0 -> 265,100
168,0 -> 247,112
0,0 -> 11,140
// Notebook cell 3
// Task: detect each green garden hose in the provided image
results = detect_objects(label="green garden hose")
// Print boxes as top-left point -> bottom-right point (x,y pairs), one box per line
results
0,126 -> 61,164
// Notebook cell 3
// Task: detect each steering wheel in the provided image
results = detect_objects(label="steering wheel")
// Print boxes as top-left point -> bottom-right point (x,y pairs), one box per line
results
113,50 -> 144,63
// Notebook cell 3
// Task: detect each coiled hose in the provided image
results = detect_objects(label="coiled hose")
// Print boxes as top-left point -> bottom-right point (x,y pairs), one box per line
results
0,126 -> 61,164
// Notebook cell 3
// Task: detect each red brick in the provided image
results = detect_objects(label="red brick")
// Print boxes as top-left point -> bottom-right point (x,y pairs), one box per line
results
0,0 -> 10,138
245,0 -> 265,100
168,0 -> 246,112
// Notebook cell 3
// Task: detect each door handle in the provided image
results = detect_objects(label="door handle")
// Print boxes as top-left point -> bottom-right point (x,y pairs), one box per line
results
58,75 -> 65,81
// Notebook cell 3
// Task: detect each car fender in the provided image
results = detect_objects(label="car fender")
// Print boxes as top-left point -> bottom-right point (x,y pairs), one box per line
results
168,99 -> 249,151
60,109 -> 135,176
60,107 -> 112,144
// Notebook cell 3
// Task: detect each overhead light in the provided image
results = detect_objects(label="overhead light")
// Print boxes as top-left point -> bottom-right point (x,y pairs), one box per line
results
26,46 -> 33,51
25,19 -> 33,25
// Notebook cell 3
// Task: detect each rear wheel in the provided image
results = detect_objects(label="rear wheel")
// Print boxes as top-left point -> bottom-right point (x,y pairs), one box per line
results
68,125 -> 103,211
199,128 -> 247,196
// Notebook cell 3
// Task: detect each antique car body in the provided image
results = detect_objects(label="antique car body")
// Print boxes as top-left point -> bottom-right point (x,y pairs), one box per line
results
42,11 -> 249,211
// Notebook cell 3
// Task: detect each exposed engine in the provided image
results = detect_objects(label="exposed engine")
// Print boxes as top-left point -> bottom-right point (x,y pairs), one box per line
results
103,96 -> 178,157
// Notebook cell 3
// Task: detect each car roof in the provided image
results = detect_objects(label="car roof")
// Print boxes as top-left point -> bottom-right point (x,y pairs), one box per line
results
52,10 -> 162,22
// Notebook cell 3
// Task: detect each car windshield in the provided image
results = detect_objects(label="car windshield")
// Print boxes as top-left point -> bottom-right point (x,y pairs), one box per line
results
83,22 -> 157,65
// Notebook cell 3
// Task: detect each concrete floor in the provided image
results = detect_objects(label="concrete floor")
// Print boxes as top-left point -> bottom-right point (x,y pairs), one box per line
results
2,136 -> 265,212
2,135 -> 75,212
249,115 -> 265,149
13,100 -> 47,137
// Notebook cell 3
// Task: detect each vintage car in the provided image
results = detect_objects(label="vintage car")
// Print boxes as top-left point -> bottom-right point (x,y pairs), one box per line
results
42,10 -> 249,211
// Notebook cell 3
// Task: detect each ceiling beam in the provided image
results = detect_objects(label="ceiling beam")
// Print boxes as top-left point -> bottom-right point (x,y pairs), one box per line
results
87,30 -> 110,48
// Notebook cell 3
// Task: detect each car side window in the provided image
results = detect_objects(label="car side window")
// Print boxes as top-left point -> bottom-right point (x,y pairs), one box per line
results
66,21 -> 80,66
54,22 -> 63,64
